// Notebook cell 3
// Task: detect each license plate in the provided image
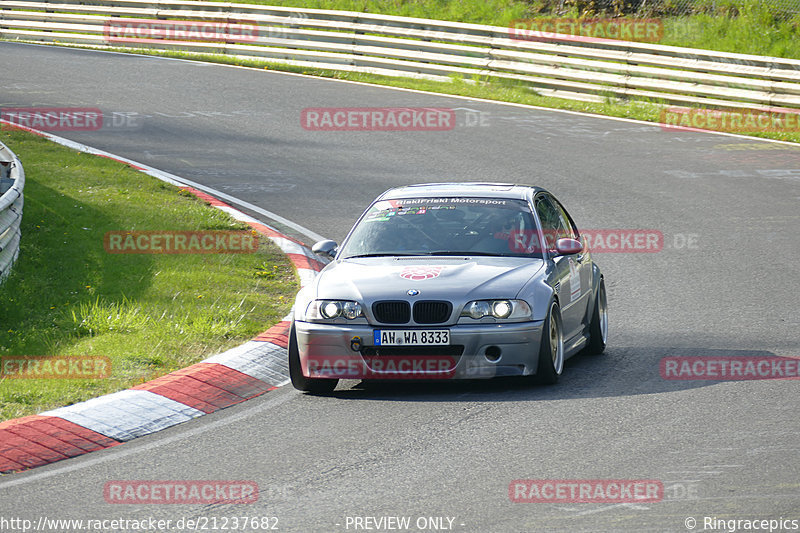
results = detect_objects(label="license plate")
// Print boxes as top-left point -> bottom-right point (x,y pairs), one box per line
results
373,329 -> 450,346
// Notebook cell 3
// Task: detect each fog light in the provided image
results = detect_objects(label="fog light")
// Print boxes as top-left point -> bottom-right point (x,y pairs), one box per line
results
484,346 -> 502,363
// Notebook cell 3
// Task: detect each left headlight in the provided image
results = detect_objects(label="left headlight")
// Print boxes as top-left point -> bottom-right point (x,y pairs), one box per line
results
460,299 -> 531,321
306,300 -> 364,321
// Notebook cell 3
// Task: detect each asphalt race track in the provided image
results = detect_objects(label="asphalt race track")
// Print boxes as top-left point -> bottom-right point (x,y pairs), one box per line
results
0,42 -> 798,532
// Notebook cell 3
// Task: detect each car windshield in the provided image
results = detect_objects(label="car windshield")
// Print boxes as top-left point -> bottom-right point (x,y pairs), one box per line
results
339,197 -> 544,259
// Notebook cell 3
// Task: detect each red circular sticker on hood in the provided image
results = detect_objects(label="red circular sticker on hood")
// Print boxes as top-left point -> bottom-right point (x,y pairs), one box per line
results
399,266 -> 444,280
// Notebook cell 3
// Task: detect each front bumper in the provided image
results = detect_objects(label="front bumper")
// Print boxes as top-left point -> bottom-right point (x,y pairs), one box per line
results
295,320 -> 545,379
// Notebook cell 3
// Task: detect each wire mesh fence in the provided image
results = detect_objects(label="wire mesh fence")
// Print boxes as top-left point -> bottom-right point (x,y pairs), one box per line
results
545,0 -> 800,18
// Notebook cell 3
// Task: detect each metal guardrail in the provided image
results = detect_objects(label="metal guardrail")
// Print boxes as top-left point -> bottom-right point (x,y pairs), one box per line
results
0,141 -> 24,283
1,1 -> 799,110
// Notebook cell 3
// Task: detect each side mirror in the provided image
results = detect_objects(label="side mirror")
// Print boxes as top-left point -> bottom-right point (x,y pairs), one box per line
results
554,238 -> 583,256
312,239 -> 338,260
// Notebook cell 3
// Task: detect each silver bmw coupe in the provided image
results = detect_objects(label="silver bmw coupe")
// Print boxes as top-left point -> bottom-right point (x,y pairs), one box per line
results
290,183 -> 607,393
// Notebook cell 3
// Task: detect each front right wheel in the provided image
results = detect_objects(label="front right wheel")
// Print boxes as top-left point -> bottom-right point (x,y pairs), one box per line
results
536,301 -> 564,384
289,323 -> 338,394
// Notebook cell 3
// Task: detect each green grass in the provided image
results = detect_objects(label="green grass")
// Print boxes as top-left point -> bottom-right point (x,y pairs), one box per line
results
212,0 -> 533,26
660,10 -> 800,57
0,127 -> 297,421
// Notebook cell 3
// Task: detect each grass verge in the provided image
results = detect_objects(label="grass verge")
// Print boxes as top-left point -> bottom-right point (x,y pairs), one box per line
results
0,127 -> 297,421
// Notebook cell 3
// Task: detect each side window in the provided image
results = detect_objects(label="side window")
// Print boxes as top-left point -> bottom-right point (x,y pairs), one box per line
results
535,195 -> 566,252
552,199 -> 579,241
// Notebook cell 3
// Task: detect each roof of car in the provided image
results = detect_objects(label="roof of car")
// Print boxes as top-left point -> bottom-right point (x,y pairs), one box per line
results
378,183 -> 543,201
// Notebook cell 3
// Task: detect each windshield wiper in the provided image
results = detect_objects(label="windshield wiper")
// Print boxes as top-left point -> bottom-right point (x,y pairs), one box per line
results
344,253 -> 419,258
423,251 -> 503,256
345,251 -> 515,259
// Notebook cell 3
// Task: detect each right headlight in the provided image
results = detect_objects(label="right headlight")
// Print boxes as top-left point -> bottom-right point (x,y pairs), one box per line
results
460,299 -> 531,321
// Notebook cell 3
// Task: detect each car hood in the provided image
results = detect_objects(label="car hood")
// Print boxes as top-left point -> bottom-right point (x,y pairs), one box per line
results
310,256 -> 544,303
